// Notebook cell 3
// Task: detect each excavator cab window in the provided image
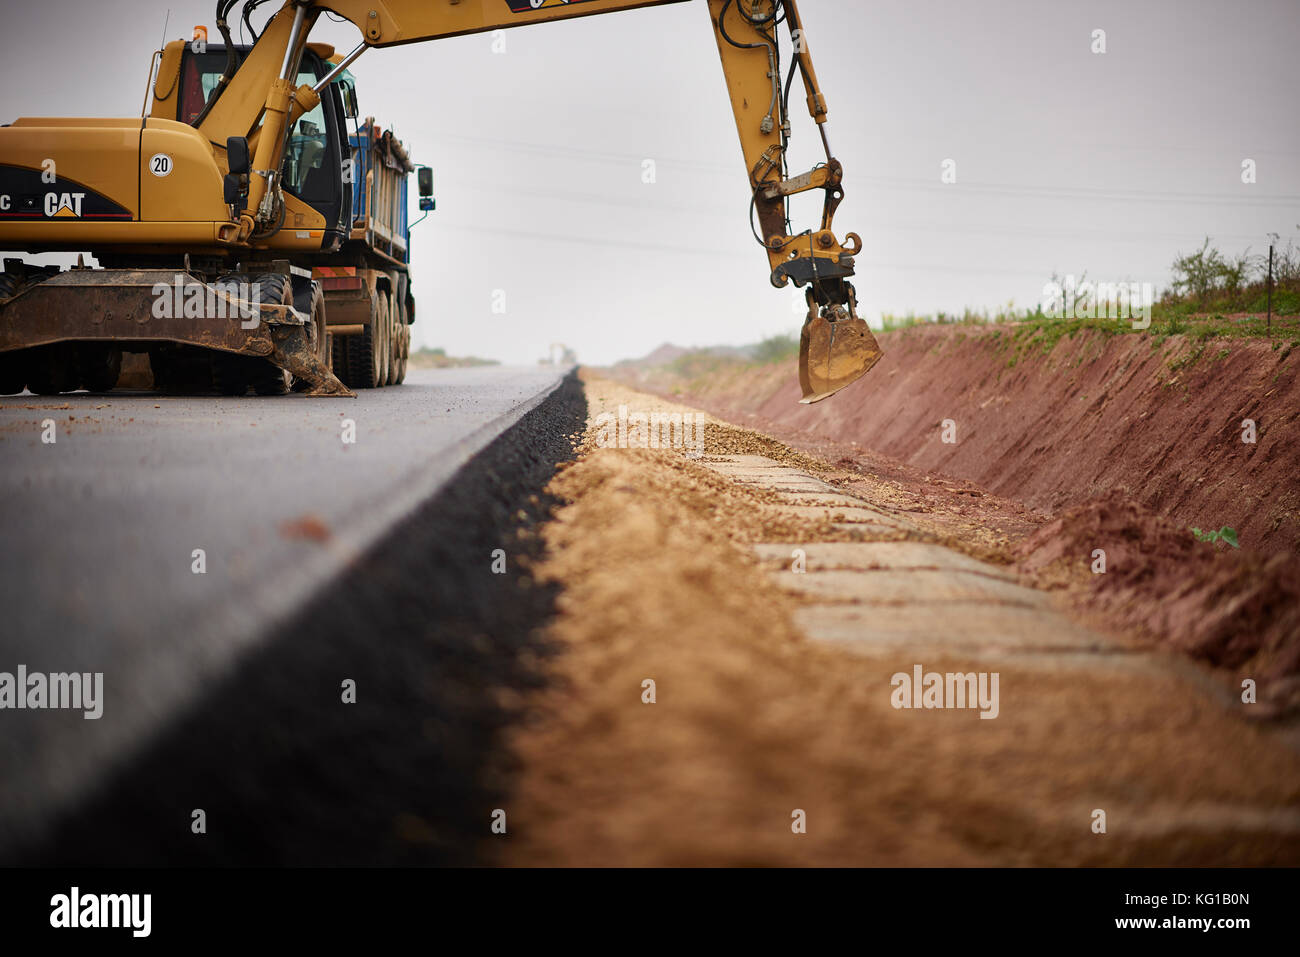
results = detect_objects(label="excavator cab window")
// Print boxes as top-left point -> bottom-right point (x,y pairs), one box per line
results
283,68 -> 333,203
179,48 -> 245,125
178,46 -> 350,244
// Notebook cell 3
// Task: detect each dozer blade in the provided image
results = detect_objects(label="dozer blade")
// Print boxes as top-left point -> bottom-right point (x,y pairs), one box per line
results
798,304 -> 883,403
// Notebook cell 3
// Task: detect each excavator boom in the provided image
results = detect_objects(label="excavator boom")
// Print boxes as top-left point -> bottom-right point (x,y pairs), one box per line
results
223,0 -> 881,401
0,0 -> 881,401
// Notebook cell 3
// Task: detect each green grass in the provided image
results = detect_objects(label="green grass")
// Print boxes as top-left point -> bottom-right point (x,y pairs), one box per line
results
666,353 -> 736,379
872,237 -> 1300,352
640,239 -> 1300,382
752,333 -> 799,364
874,305 -> 1300,376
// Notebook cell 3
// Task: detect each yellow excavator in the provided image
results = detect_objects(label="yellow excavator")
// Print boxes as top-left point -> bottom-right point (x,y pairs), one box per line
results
0,0 -> 881,402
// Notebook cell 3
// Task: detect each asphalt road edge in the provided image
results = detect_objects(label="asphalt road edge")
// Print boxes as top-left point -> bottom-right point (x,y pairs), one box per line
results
7,367 -> 585,865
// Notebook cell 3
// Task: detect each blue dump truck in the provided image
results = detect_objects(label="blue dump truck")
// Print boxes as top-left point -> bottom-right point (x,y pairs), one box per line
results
312,113 -> 422,389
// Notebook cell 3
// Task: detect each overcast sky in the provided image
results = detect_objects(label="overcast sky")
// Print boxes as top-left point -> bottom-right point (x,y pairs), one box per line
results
3,0 -> 1298,364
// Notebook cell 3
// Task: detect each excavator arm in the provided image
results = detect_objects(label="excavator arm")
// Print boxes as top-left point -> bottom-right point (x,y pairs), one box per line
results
213,0 -> 882,400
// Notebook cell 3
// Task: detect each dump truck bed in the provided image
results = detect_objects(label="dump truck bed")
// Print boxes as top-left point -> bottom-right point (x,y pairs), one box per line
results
348,119 -> 413,264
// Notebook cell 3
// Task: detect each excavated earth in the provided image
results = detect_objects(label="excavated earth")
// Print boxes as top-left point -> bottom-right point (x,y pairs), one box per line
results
607,325 -> 1300,714
624,325 -> 1300,552
496,373 -> 1300,867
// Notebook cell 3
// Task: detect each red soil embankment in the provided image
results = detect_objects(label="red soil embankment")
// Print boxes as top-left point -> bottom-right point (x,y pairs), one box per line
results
612,325 -> 1300,707
1017,490 -> 1300,711
660,325 -> 1300,556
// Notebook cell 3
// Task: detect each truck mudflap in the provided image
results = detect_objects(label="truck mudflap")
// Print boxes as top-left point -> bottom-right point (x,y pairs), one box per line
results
0,269 -> 352,396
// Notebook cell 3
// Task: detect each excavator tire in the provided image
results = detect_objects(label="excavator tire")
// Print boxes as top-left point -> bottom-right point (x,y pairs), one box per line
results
291,281 -> 330,393
0,351 -> 24,395
80,344 -> 122,393
0,272 -> 24,394
247,273 -> 293,395
211,354 -> 251,396
210,273 -> 293,396
249,360 -> 291,396
151,347 -> 214,395
27,344 -> 79,395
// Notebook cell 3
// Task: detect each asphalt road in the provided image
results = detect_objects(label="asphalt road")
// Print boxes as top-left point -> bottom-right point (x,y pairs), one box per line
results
0,364 -> 567,857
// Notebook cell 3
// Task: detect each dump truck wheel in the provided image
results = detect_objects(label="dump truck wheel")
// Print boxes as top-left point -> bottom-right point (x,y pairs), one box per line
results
332,334 -> 352,388
80,345 -> 122,393
397,298 -> 412,384
376,293 -> 392,387
27,344 -> 79,395
384,293 -> 400,386
345,290 -> 384,389
372,290 -> 388,388
393,297 -> 406,384
395,323 -> 409,384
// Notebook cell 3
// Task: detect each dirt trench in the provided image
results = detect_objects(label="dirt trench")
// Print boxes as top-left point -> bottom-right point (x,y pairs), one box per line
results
496,374 -> 1300,867
619,325 -> 1300,556
608,326 -> 1300,714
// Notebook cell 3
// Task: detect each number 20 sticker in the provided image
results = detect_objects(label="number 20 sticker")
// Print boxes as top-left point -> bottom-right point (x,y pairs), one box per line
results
149,153 -> 173,177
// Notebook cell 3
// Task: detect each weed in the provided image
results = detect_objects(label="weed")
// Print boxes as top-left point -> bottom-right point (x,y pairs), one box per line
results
1191,526 -> 1240,548
1167,342 -> 1206,372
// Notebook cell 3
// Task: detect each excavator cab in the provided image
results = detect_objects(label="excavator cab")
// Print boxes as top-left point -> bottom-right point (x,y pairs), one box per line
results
176,43 -> 354,253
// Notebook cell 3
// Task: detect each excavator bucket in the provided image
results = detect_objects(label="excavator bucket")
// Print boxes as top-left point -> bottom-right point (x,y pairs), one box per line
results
798,294 -> 883,404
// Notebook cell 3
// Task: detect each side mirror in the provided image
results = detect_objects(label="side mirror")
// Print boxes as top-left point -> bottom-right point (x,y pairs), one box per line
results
223,172 -> 246,206
411,167 -> 435,226
226,136 -> 250,175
